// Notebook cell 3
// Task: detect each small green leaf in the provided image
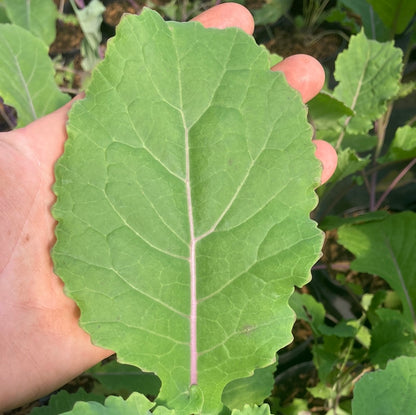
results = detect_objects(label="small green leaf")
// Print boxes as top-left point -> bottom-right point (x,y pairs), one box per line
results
276,398 -> 308,415
231,404 -> 271,415
253,0 -> 293,26
3,0 -> 57,45
88,360 -> 161,398
319,211 -> 390,231
341,133 -> 378,152
369,309 -> 416,368
308,91 -> 354,131
69,0 -> 105,71
333,30 -> 402,135
0,24 -> 70,127
338,212 -> 416,325
380,125 -> 416,162
318,320 -> 357,338
0,2 -> 10,23
222,364 -> 275,411
396,81 -> 416,100
53,9 -> 322,414
327,148 -> 370,184
289,291 -> 325,335
61,392 -> 155,415
352,356 -> 416,415
308,382 -> 336,400
29,389 -> 104,415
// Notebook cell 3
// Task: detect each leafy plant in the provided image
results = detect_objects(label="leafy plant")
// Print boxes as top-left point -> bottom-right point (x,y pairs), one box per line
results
0,23 -> 69,127
68,0 -> 106,71
52,9 -> 322,414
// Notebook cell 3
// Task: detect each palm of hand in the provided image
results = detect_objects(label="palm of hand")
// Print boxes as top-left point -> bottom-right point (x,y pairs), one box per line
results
0,105 -> 112,409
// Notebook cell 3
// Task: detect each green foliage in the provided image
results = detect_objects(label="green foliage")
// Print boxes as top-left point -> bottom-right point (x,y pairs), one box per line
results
221,365 -> 275,411
380,125 -> 416,162
61,392 -> 157,415
0,24 -> 69,127
368,309 -> 416,367
69,0 -> 105,71
366,0 -> 416,35
230,404 -> 271,415
87,360 -> 161,398
0,1 -> 10,24
53,9 -> 322,414
29,390 -> 104,415
3,0 -> 57,45
252,0 -> 292,26
338,212 -> 416,325
352,356 -> 416,415
333,30 -> 402,138
338,0 -> 390,41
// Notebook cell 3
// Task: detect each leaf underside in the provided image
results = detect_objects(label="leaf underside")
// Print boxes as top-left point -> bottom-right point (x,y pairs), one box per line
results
53,9 -> 322,414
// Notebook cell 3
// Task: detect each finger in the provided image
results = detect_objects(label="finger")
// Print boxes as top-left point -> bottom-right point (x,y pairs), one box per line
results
314,139 -> 337,184
192,2 -> 254,35
271,54 -> 325,103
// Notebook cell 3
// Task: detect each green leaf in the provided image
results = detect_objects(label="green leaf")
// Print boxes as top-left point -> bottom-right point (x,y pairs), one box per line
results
333,30 -> 402,135
308,91 -> 354,132
341,133 -> 378,152
339,0 -> 390,41
53,9 -> 322,415
275,398 -> 308,415
352,356 -> 416,415
313,337 -> 342,382
0,2 -> 10,23
69,0 -> 105,71
327,148 -> 370,184
367,0 -> 416,35
380,125 -> 416,162
253,0 -> 293,26
87,360 -> 161,398
231,404 -> 271,415
338,212 -> 416,325
222,364 -> 275,411
319,210 -> 390,231
396,81 -> 416,100
369,309 -> 416,368
3,0 -> 57,45
0,24 -> 70,127
29,389 -> 104,415
318,320 -> 357,338
289,291 -> 325,335
61,392 -> 155,415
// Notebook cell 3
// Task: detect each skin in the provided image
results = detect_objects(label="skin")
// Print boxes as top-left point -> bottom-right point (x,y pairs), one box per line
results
0,3 -> 337,411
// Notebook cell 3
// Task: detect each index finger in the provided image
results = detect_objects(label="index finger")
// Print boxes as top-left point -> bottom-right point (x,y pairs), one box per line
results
191,2 -> 254,34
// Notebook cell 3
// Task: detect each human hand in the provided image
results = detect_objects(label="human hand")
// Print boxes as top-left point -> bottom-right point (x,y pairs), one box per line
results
0,3 -> 336,411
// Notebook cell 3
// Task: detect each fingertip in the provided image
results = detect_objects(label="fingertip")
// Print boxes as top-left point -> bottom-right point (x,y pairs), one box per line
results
313,139 -> 337,184
192,3 -> 254,34
272,54 -> 325,103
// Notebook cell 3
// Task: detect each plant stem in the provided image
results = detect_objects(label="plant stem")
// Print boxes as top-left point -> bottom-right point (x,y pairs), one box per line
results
407,113 -> 416,126
59,0 -> 65,14
74,0 -> 85,8
369,103 -> 394,210
373,157 -> 416,210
